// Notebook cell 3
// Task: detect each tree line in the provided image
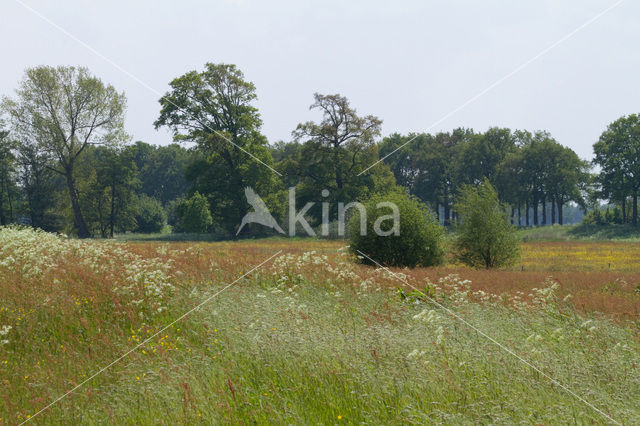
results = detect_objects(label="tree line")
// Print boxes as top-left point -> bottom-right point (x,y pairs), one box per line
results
378,128 -> 589,227
0,63 -> 637,237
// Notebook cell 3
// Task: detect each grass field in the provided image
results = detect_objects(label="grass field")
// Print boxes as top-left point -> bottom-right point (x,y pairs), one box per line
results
1,227 -> 639,424
517,223 -> 640,242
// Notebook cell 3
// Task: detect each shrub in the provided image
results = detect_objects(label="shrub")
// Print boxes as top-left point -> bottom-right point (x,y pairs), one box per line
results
134,195 -> 166,233
174,192 -> 213,233
348,191 -> 444,267
453,180 -> 520,269
582,206 -> 624,225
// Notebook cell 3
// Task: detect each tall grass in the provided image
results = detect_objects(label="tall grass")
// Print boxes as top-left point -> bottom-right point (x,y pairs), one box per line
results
0,228 -> 638,424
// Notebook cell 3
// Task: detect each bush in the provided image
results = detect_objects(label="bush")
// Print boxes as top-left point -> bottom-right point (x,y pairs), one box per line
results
134,195 -> 166,233
348,191 -> 444,267
582,206 -> 624,225
174,192 -> 213,233
453,180 -> 520,269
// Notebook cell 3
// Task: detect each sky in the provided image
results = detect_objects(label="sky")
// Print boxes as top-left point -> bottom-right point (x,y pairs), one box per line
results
1,0 -> 638,161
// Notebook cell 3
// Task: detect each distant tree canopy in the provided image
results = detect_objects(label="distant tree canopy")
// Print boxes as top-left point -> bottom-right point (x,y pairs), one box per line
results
378,128 -> 588,226
0,62 -> 638,237
593,114 -> 640,225
129,141 -> 197,206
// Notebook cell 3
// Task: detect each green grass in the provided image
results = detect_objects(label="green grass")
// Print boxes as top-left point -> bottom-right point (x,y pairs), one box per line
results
119,223 -> 640,244
33,269 -> 640,424
4,229 -> 639,424
518,223 -> 640,242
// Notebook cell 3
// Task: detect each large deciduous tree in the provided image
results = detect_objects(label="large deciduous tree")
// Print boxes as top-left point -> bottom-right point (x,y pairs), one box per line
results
593,114 -> 640,225
0,128 -> 18,225
291,93 -> 395,221
154,63 -> 279,233
2,66 -> 127,237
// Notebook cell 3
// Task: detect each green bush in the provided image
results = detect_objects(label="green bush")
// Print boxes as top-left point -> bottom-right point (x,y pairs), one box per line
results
583,206 -> 624,225
348,191 -> 444,267
134,195 -> 167,233
453,180 -> 520,269
175,192 -> 213,233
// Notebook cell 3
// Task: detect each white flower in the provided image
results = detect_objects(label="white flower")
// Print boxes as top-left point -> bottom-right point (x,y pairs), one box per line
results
407,349 -> 426,359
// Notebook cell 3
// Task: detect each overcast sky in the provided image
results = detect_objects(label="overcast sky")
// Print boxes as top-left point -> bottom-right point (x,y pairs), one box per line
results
1,0 -> 638,160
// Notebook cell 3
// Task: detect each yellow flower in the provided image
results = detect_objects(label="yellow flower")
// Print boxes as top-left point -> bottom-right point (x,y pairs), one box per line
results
338,415 -> 342,420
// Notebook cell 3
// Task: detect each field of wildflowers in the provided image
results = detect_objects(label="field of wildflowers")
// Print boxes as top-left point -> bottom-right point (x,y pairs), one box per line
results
0,227 -> 639,424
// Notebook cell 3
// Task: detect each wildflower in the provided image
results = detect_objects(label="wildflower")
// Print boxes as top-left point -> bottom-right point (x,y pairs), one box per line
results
407,349 -> 426,359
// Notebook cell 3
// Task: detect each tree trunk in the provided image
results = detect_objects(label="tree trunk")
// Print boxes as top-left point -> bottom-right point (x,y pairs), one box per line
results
0,179 -> 6,225
533,196 -> 539,226
334,147 -> 343,190
518,203 -> 521,226
541,196 -> 547,226
622,197 -> 627,223
634,189 -> 638,225
557,199 -> 563,225
525,200 -> 530,227
7,186 -> 13,222
510,205 -> 515,224
551,197 -> 556,225
110,180 -> 116,238
65,166 -> 90,238
443,188 -> 450,227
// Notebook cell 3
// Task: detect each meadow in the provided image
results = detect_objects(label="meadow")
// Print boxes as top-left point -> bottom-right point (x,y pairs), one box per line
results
0,227 -> 639,424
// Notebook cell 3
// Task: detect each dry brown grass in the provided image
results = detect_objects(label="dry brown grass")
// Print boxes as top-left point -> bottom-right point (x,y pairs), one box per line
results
120,239 -> 640,322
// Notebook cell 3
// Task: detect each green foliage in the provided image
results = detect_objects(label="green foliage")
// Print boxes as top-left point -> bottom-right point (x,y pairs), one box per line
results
129,141 -> 197,205
379,129 -> 471,226
0,128 -> 19,225
134,195 -> 166,233
453,180 -> 520,269
349,190 -> 444,267
285,93 -> 396,223
174,192 -> 213,233
582,205 -> 625,226
78,146 -> 139,237
155,63 -> 281,233
593,114 -> 640,225
380,129 -> 588,227
2,65 -> 127,237
15,138 -> 65,231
